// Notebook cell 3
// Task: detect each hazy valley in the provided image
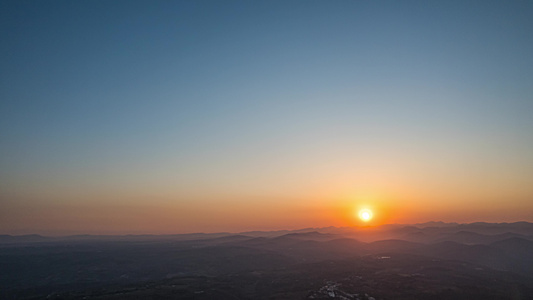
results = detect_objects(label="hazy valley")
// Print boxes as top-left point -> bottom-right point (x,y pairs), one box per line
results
2,222 -> 533,299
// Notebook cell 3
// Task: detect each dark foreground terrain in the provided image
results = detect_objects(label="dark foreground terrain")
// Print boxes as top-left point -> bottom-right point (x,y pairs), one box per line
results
2,222 -> 533,299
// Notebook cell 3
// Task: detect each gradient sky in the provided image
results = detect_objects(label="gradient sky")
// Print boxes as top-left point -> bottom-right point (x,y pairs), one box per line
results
1,0 -> 533,235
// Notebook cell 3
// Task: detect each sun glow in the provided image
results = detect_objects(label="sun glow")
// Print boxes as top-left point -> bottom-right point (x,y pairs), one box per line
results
359,209 -> 373,222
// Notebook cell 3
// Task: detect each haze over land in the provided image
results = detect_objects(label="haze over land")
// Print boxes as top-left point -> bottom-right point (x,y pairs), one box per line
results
1,1 -> 533,236
2,222 -> 533,299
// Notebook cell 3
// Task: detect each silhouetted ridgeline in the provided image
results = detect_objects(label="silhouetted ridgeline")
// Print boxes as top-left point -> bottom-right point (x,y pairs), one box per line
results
1,222 -> 533,299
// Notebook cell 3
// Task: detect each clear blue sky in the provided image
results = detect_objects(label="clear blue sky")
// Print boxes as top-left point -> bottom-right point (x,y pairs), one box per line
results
1,1 -> 533,234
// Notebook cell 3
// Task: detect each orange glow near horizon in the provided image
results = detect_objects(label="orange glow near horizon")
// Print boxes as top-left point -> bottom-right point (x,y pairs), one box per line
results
2,183 -> 533,235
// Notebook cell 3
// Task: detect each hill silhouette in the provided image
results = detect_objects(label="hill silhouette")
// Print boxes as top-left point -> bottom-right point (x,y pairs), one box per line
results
2,222 -> 533,299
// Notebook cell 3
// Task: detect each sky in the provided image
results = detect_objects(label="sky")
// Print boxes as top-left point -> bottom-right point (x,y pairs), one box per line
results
1,0 -> 533,235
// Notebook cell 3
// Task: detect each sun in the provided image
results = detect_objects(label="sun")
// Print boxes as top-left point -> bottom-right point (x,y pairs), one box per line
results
359,209 -> 373,222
